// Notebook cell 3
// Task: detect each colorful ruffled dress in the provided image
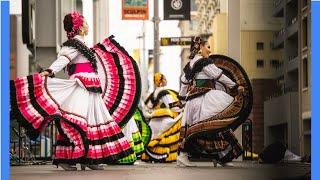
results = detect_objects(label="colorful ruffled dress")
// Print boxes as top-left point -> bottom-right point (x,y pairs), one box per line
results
179,54 -> 253,163
118,108 -> 152,164
133,108 -> 152,147
141,88 -> 182,163
10,35 -> 141,165
118,117 -> 145,164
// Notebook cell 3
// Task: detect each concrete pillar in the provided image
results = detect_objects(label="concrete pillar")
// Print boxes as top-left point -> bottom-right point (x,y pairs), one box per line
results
140,21 -> 149,97
227,0 -> 240,62
228,0 -> 242,160
93,0 -> 109,43
10,0 -> 29,77
82,0 -> 94,47
16,16 -> 30,77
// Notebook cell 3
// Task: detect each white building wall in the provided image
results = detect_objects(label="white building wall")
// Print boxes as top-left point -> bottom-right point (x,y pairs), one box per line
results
16,16 -> 30,77
95,0 -> 109,42
10,0 -> 30,77
240,0 -> 282,31
227,0 -> 240,62
82,0 -> 94,47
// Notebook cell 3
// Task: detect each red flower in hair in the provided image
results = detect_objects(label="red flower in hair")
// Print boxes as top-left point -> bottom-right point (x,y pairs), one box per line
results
67,11 -> 83,39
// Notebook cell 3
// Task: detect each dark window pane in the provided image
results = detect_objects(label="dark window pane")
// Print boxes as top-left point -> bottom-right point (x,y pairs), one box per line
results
270,59 -> 280,68
257,42 -> 264,50
191,0 -> 197,11
303,58 -> 308,88
303,18 -> 308,48
302,0 -> 309,8
257,59 -> 264,68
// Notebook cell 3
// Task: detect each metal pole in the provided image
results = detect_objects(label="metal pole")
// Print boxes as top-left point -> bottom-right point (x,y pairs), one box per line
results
136,20 -> 148,96
18,125 -> 21,164
142,20 -> 148,95
51,122 -> 54,159
153,0 -> 160,74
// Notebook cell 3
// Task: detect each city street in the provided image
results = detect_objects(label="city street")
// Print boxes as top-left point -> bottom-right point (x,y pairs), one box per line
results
8,0 -> 312,180
11,161 -> 310,180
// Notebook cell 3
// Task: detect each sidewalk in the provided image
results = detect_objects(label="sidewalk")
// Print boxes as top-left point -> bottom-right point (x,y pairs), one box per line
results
10,161 -> 311,180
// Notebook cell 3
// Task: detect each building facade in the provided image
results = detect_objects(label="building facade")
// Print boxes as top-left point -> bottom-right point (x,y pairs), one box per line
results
264,0 -> 311,156
299,0 -> 311,156
240,0 -> 284,154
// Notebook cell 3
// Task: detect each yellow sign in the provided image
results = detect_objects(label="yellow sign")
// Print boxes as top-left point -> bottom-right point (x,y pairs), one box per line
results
160,37 -> 192,46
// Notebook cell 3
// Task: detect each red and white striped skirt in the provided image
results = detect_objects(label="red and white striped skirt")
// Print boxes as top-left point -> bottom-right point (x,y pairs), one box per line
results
10,73 -> 134,165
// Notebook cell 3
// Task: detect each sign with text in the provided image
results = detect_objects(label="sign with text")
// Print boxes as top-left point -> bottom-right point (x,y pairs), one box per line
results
122,0 -> 149,20
164,0 -> 190,20
160,37 -> 193,46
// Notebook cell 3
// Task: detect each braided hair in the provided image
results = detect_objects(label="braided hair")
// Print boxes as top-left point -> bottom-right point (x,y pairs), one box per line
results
189,36 -> 207,59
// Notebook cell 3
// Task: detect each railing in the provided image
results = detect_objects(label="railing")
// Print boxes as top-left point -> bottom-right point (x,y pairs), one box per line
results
274,28 -> 286,39
273,0 -> 283,7
242,119 -> 253,160
287,16 -> 298,27
273,28 -> 286,48
275,60 -> 284,70
288,55 -> 298,62
10,113 -> 57,166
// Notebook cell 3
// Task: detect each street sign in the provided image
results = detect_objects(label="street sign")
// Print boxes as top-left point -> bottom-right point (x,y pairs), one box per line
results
160,37 -> 193,46
122,0 -> 149,20
164,0 -> 190,20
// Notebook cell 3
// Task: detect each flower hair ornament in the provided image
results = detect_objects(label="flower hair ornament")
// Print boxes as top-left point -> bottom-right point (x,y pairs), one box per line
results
64,11 -> 84,39
189,36 -> 202,59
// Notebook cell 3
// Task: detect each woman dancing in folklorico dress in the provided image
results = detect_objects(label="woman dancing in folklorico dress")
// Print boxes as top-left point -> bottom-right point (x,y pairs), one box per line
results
117,117 -> 145,165
177,36 -> 252,167
10,11 -> 142,170
141,73 -> 182,163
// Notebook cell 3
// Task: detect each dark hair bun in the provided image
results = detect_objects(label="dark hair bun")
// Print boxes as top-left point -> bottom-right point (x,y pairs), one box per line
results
63,14 -> 73,33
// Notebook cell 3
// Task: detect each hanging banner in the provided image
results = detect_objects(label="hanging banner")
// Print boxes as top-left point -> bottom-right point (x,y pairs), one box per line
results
164,0 -> 190,20
122,0 -> 149,20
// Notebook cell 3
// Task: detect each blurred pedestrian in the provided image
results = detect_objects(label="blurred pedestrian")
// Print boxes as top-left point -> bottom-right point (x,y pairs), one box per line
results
140,73 -> 183,163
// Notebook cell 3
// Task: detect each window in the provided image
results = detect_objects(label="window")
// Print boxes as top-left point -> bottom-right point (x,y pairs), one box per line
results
302,0 -> 309,8
270,59 -> 280,68
189,20 -> 198,31
303,58 -> 309,88
302,18 -> 309,48
191,0 -> 198,11
75,0 -> 83,14
257,59 -> 264,68
257,42 -> 264,50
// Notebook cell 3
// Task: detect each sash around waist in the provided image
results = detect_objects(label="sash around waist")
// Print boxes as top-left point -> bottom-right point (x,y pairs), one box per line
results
73,62 -> 95,74
195,79 -> 215,88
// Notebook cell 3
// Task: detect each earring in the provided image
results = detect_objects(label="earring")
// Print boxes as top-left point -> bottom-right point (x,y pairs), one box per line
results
79,28 -> 85,36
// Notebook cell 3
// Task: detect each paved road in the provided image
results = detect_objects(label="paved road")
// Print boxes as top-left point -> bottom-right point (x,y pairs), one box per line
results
10,161 -> 310,180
